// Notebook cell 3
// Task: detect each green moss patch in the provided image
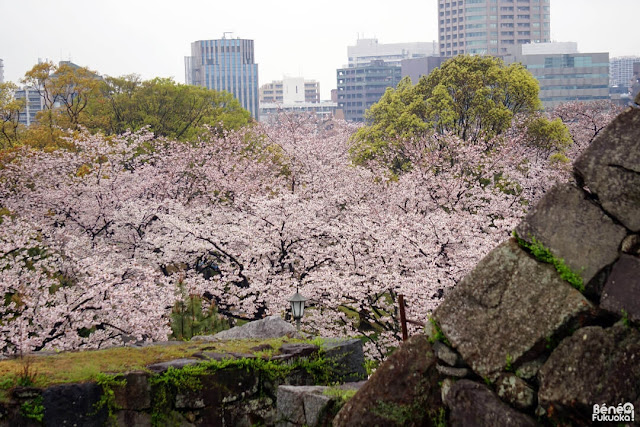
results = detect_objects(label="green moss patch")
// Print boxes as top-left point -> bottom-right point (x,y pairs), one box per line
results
513,232 -> 585,292
0,337 -> 307,392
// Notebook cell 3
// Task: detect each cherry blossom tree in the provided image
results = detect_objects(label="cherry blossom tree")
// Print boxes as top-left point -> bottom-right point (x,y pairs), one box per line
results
0,106 -> 611,358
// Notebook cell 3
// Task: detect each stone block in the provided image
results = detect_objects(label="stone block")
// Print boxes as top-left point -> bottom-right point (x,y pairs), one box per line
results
495,373 -> 536,410
321,338 -> 367,383
114,371 -> 151,411
333,335 -> 443,427
42,383 -> 107,427
600,254 -> 640,322
574,107 -> 640,232
515,183 -> 626,286
538,323 -> 640,424
444,380 -> 537,426
435,239 -> 593,380
206,315 -> 300,340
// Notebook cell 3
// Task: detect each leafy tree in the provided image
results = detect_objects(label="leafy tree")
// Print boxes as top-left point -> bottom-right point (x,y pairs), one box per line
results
20,61 -> 102,149
521,115 -> 572,160
17,63 -> 251,148
352,55 -> 541,167
95,76 -> 251,140
0,82 -> 24,149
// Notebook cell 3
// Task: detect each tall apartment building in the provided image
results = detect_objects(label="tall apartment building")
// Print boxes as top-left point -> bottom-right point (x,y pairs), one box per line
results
348,38 -> 438,67
610,56 -> 640,89
0,58 -> 4,83
185,36 -> 259,119
259,77 -> 320,104
336,60 -> 403,122
15,87 -> 46,126
504,43 -> 609,109
438,0 -> 551,57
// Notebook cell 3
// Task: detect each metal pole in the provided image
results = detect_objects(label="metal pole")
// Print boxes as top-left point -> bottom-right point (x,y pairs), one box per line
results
398,294 -> 408,341
295,318 -> 301,331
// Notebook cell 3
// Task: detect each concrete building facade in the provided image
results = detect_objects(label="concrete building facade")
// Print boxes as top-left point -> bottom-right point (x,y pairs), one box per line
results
259,77 -> 320,104
504,44 -> 609,109
185,36 -> 259,119
259,101 -> 338,123
0,58 -> 4,84
610,56 -> 640,90
438,0 -> 551,57
348,38 -> 438,67
336,60 -> 402,122
400,56 -> 449,84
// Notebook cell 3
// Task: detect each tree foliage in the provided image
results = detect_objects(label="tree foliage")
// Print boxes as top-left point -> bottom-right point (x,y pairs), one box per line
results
94,76 -> 251,140
13,63 -> 251,149
351,55 -> 541,167
0,82 -> 24,149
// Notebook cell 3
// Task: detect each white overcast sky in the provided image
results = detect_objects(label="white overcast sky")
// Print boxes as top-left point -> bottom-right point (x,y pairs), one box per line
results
1,0 -> 639,99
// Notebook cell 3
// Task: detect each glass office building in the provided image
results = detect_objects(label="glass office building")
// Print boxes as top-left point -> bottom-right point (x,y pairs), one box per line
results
185,37 -> 259,119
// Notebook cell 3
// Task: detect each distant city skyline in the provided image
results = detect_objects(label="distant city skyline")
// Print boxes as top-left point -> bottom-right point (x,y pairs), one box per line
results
1,0 -> 639,100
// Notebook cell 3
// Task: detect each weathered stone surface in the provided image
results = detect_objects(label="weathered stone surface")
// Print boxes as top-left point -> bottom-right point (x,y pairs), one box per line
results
621,234 -> 640,255
495,373 -> 536,410
192,351 -> 256,361
146,358 -> 201,373
302,392 -> 334,427
574,107 -> 640,232
116,410 -> 152,427
114,371 -> 151,411
515,357 -> 545,381
279,343 -> 320,358
320,338 -> 367,383
538,323 -> 640,424
436,364 -> 469,378
206,315 -> 300,340
333,334 -> 443,427
515,183 -> 626,285
444,380 -> 537,427
434,238 -> 593,380
11,387 -> 41,400
600,254 -> 640,322
432,340 -> 461,367
42,382 -> 107,427
250,343 -> 274,352
276,385 -> 337,427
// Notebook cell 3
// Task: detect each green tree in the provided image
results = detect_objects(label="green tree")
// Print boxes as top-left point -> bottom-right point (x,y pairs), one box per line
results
20,61 -> 102,148
523,115 -> 572,156
96,77 -> 251,140
0,82 -> 24,149
351,55 -> 542,166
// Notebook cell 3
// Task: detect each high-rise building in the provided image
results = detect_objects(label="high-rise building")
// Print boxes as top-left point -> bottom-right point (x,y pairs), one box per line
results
610,56 -> 640,90
438,0 -> 551,57
336,60 -> 403,122
15,86 -> 46,126
504,43 -> 609,109
348,38 -> 438,67
259,77 -> 320,104
185,36 -> 259,119
0,58 -> 4,83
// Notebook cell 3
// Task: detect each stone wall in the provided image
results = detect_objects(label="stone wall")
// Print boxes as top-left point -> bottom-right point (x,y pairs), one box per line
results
335,107 -> 640,425
0,338 -> 366,427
